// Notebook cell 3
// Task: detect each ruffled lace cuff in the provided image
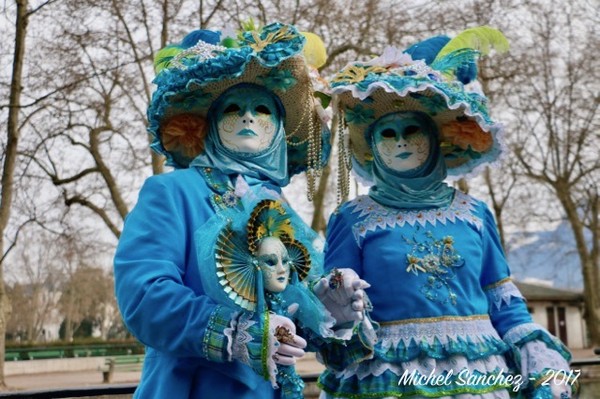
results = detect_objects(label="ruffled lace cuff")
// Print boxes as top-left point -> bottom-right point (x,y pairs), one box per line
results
503,323 -> 575,396
484,278 -> 525,311
230,311 -> 277,387
203,305 -> 238,362
317,315 -> 378,372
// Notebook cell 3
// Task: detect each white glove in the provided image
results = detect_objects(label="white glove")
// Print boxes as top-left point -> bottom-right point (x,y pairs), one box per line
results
313,268 -> 370,325
269,307 -> 307,366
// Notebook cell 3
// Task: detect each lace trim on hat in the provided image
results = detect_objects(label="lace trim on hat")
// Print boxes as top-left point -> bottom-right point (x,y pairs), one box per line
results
348,191 -> 483,245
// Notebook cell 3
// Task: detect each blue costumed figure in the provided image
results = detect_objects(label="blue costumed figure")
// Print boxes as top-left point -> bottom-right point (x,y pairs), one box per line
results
318,28 -> 577,399
113,23 -> 337,399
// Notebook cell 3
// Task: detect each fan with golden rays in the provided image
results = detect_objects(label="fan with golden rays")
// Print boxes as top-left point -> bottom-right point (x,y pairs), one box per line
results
215,221 -> 258,311
281,237 -> 311,281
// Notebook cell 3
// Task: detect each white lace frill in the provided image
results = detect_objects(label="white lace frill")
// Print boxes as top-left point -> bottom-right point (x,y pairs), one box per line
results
228,312 -> 255,365
347,192 -> 483,247
378,316 -> 502,351
336,316 -> 508,381
484,279 -> 525,311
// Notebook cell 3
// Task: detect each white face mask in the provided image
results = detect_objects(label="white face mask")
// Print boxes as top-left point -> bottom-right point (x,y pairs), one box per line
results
372,113 -> 431,172
257,237 -> 290,293
215,86 -> 280,154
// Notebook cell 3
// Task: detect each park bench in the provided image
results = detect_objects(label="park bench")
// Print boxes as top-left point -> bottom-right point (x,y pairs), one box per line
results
4,351 -> 20,361
101,354 -> 145,383
28,349 -> 64,360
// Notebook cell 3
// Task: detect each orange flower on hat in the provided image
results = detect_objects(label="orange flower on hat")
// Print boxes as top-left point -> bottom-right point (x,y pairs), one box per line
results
441,120 -> 493,152
161,113 -> 208,158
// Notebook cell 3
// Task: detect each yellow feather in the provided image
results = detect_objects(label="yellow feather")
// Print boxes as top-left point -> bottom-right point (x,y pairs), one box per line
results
301,32 -> 327,69
435,26 -> 509,61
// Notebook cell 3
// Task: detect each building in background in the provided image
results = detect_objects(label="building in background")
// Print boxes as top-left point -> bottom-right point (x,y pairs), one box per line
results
515,280 -> 587,349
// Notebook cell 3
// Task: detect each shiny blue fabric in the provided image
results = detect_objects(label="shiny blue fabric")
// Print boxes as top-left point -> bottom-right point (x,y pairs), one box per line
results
319,191 -> 534,397
190,84 -> 289,187
368,112 -> 455,210
325,192 -> 530,326
114,168 -> 282,399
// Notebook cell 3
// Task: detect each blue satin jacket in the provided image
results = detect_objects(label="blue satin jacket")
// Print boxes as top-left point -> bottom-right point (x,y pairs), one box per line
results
114,168 -> 280,399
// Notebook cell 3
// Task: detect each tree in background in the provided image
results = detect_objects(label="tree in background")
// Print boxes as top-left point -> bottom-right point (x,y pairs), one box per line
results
5,236 -> 62,343
1,2 -> 599,389
0,0 -> 61,387
501,1 -> 600,344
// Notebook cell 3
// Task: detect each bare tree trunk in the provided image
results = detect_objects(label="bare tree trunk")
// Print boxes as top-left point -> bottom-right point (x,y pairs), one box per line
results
456,178 -> 469,194
483,167 -> 506,250
0,0 -> 29,387
311,162 -> 331,234
559,190 -> 600,345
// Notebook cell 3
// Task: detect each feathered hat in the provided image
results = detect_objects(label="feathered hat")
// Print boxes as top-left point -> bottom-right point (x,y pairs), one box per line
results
148,22 -> 330,179
330,26 -> 509,189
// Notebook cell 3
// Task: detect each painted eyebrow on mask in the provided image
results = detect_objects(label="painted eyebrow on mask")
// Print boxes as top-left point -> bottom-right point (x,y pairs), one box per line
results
257,253 -> 279,267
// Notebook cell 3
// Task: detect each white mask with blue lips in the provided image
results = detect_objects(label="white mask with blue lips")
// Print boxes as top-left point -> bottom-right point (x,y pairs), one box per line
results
257,236 -> 291,293
373,113 -> 432,173
216,86 -> 281,154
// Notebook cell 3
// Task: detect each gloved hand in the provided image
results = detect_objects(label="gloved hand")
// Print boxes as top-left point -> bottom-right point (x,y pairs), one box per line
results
313,268 -> 370,325
270,310 -> 307,366
230,310 -> 306,387
517,341 -> 573,398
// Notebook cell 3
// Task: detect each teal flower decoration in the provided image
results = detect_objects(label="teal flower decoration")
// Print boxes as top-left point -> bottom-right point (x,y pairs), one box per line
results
345,104 -> 375,125
175,91 -> 212,110
410,93 -> 447,116
257,69 -> 297,92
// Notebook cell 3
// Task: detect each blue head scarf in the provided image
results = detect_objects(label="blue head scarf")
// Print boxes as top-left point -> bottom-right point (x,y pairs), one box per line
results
368,111 -> 455,209
190,83 -> 289,187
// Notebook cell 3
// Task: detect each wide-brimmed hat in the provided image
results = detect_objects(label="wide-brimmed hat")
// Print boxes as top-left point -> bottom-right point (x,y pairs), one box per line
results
330,27 -> 508,183
147,22 -> 330,177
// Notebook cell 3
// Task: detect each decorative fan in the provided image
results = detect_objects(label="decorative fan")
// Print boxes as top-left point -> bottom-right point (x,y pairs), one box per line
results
215,221 -> 257,311
282,237 -> 311,281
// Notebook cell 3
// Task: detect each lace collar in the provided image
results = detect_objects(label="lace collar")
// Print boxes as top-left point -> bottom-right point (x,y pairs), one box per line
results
346,191 -> 483,245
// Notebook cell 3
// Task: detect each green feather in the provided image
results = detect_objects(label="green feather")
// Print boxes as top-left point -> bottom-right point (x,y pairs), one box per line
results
434,26 -> 509,61
154,46 -> 182,73
240,18 -> 259,33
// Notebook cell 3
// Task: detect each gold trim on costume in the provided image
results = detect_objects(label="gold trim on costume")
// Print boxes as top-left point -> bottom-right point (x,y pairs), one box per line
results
379,314 -> 489,327
483,276 -> 512,291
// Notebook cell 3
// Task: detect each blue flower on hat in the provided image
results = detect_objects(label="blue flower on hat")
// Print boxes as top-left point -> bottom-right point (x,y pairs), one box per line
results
258,69 -> 297,92
345,104 -> 375,125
